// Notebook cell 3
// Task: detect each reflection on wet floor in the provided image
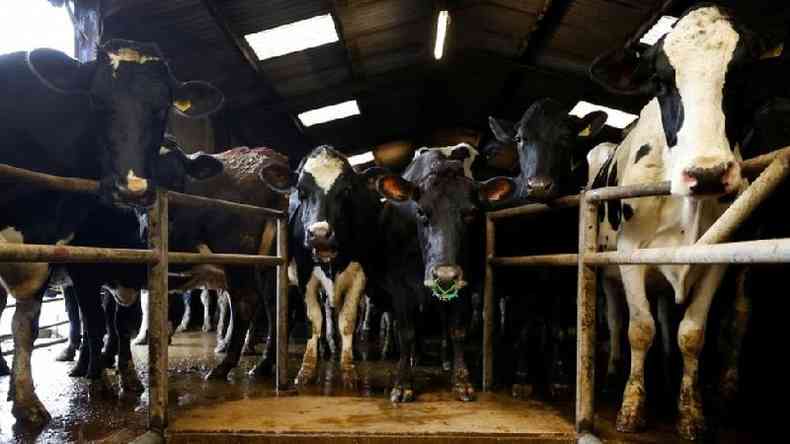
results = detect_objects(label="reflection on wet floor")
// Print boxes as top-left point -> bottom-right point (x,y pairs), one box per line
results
0,331 -> 756,443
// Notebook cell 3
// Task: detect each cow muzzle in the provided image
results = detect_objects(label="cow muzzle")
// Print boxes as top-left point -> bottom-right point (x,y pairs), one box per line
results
426,265 -> 466,302
111,173 -> 155,207
307,221 -> 338,263
681,160 -> 740,196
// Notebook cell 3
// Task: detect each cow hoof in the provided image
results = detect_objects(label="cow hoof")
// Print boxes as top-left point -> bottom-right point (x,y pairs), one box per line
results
719,368 -> 739,409
202,323 -> 214,333
55,345 -> 77,362
214,341 -> 229,354
677,385 -> 706,441
615,381 -> 647,433
175,322 -> 190,333
390,385 -> 415,403
248,361 -> 273,379
454,382 -> 475,402
0,356 -> 10,376
512,383 -> 534,400
241,345 -> 258,356
133,333 -> 148,346
295,365 -> 317,386
442,361 -> 452,372
119,365 -> 144,395
549,383 -> 572,400
89,374 -> 116,399
206,364 -> 232,381
100,352 -> 116,369
341,366 -> 359,390
12,396 -> 51,426
68,361 -> 88,378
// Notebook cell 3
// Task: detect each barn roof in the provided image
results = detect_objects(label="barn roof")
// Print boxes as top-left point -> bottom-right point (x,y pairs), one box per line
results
99,0 -> 754,163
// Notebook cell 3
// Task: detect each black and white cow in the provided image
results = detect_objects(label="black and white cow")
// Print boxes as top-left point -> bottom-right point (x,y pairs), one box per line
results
0,40 -> 222,424
586,4 -> 764,439
377,148 -> 515,401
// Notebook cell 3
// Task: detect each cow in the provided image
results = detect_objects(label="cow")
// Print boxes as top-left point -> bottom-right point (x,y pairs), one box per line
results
0,40 -> 222,424
376,147 -> 515,401
586,4 -> 762,439
485,100 -> 608,399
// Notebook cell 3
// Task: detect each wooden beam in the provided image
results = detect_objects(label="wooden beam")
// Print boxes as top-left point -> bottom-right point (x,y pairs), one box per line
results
200,0 -> 261,75
326,1 -> 360,81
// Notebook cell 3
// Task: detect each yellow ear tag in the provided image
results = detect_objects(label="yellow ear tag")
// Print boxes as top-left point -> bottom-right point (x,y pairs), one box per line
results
761,43 -> 784,60
174,99 -> 192,112
579,126 -> 592,137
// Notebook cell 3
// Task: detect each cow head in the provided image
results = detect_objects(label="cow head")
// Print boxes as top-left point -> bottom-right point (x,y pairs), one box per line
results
151,135 -> 224,192
589,5 -> 758,197
25,39 -> 223,207
377,150 -> 515,301
294,145 -> 366,265
489,99 -> 607,201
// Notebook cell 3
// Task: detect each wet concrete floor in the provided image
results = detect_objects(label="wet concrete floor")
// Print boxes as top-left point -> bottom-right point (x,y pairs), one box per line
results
0,331 -> 756,443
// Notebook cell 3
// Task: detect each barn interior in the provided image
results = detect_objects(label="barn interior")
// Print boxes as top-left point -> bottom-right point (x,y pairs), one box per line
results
2,0 -> 790,443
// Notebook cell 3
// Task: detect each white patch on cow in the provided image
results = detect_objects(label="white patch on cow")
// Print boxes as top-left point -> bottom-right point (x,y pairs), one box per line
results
312,266 -> 335,307
287,259 -> 299,286
308,221 -> 330,235
586,143 -> 617,187
416,143 -> 479,179
0,228 -> 24,244
104,284 -> 139,307
159,145 -> 173,155
126,170 -> 149,193
0,228 -> 49,300
107,48 -> 161,76
302,150 -> 345,192
663,6 -> 741,195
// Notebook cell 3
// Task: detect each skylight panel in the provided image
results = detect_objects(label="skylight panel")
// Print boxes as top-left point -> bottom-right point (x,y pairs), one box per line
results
244,14 -> 339,61
640,15 -> 678,46
298,100 -> 360,127
569,101 -> 638,130
348,151 -> 375,166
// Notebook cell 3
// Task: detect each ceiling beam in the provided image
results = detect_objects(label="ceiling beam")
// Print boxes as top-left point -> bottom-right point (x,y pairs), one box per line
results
519,0 -> 573,64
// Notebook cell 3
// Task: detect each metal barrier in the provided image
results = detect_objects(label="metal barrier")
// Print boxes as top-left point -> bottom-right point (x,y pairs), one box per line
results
482,146 -> 790,437
0,164 -> 289,439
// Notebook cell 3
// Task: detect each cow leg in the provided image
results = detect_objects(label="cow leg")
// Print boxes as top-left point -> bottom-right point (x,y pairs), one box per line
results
391,311 -> 416,403
250,272 -> 277,378
133,290 -> 149,345
324,297 -> 339,359
296,276 -> 322,385
337,265 -> 365,390
176,290 -> 193,333
72,278 -> 115,396
602,276 -> 626,393
440,310 -> 452,372
116,302 -> 143,395
719,266 -> 750,410
10,295 -> 51,425
55,286 -> 81,362
676,265 -> 726,441
616,265 -> 653,433
215,290 -> 231,353
380,311 -> 393,359
201,288 -> 214,332
656,293 -> 679,409
100,291 -> 118,369
207,286 -> 255,380
242,316 -> 258,356
548,294 -> 572,399
357,294 -> 372,361
0,280 -> 10,376
512,321 -> 533,399
450,304 -> 474,402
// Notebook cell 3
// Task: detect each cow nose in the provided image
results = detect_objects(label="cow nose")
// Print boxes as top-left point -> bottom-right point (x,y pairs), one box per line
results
432,265 -> 461,287
526,176 -> 554,200
308,221 -> 333,241
682,161 -> 735,194
123,170 -> 149,196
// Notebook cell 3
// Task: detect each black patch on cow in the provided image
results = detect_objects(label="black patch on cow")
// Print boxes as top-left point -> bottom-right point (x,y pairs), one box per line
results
605,161 -> 621,230
635,144 -> 651,164
622,203 -> 635,221
655,50 -> 684,149
592,151 -> 616,224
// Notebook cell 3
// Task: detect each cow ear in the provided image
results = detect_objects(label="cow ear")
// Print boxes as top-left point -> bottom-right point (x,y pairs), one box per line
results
576,111 -> 608,140
479,176 -> 516,204
377,175 -> 418,202
26,48 -> 94,94
589,46 -> 659,96
172,81 -> 224,118
259,161 -> 295,194
488,116 -> 516,143
183,153 -> 224,180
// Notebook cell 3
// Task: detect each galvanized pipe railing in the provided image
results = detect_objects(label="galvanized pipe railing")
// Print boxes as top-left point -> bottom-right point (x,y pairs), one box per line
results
0,163 -> 290,440
482,146 -> 790,440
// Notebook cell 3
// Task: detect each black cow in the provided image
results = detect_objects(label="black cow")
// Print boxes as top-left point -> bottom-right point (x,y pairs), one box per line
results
0,40 -> 222,424
377,148 -> 515,401
484,99 -> 607,399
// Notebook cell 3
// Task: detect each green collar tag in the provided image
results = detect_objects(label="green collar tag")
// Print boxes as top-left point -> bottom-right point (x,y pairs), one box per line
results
431,281 -> 460,302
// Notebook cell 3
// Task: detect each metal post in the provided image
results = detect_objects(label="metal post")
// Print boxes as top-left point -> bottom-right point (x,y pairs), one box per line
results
576,192 -> 598,433
148,190 -> 169,434
482,215 -> 496,392
275,217 -> 290,392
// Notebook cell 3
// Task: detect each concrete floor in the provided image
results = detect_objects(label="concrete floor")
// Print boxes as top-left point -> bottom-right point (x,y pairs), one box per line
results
0,331 -> 756,443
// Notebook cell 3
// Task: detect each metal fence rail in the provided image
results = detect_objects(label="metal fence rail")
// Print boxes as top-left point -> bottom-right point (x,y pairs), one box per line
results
0,163 -> 289,440
482,146 -> 790,439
